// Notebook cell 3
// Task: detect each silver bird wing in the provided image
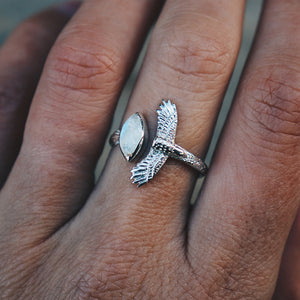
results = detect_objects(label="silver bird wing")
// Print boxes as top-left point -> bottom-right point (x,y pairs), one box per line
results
131,100 -> 177,187
156,99 -> 177,143
131,148 -> 168,187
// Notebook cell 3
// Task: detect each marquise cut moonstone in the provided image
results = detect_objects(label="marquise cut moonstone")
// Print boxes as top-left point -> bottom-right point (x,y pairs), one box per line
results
120,113 -> 145,161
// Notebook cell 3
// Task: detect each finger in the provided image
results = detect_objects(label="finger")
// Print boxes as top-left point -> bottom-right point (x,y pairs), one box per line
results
274,210 -> 300,299
189,0 -> 300,298
79,0 -> 244,249
0,0 -> 162,241
0,5 -> 77,188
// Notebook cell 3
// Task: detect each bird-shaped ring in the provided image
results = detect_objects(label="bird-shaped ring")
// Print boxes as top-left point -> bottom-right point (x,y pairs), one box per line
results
110,100 -> 208,187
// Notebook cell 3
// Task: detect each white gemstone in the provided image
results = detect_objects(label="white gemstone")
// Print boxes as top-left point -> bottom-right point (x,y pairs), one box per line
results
120,113 -> 144,161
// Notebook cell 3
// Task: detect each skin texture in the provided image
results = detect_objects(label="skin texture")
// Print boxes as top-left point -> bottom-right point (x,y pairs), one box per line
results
0,0 -> 299,299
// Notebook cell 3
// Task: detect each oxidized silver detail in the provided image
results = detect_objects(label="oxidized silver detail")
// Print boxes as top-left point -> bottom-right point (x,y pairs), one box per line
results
130,100 -> 207,187
109,130 -> 120,147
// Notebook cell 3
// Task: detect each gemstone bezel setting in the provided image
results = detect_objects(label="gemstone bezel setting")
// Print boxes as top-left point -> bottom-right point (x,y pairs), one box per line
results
119,113 -> 148,162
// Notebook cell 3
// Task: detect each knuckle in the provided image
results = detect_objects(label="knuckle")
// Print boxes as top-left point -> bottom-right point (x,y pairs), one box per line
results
208,261 -> 268,299
46,36 -> 121,94
0,84 -> 21,116
14,15 -> 57,56
69,230 -> 179,299
16,17 -> 49,41
154,23 -> 234,86
240,66 -> 300,153
69,235 -> 144,299
72,268 -> 119,299
189,247 -> 268,299
71,257 -> 137,298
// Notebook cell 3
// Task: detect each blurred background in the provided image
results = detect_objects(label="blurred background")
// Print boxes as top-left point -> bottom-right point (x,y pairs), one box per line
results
0,0 -> 263,194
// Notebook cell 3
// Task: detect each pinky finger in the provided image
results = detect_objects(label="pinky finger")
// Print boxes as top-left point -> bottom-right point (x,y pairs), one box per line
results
0,3 -> 79,187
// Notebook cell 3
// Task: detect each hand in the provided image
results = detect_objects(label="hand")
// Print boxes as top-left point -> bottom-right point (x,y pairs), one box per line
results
0,1 -> 299,299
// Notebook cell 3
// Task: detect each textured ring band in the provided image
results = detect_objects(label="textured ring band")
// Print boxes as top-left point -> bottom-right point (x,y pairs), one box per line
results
110,100 -> 208,187
153,137 -> 207,174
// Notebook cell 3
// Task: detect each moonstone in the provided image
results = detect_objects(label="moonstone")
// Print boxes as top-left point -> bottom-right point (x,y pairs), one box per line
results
120,113 -> 145,161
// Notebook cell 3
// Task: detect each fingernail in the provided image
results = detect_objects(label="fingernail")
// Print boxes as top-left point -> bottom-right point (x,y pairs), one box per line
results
55,1 -> 82,17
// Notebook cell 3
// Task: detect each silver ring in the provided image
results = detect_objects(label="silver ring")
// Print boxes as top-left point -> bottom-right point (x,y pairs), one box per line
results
110,100 -> 208,187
